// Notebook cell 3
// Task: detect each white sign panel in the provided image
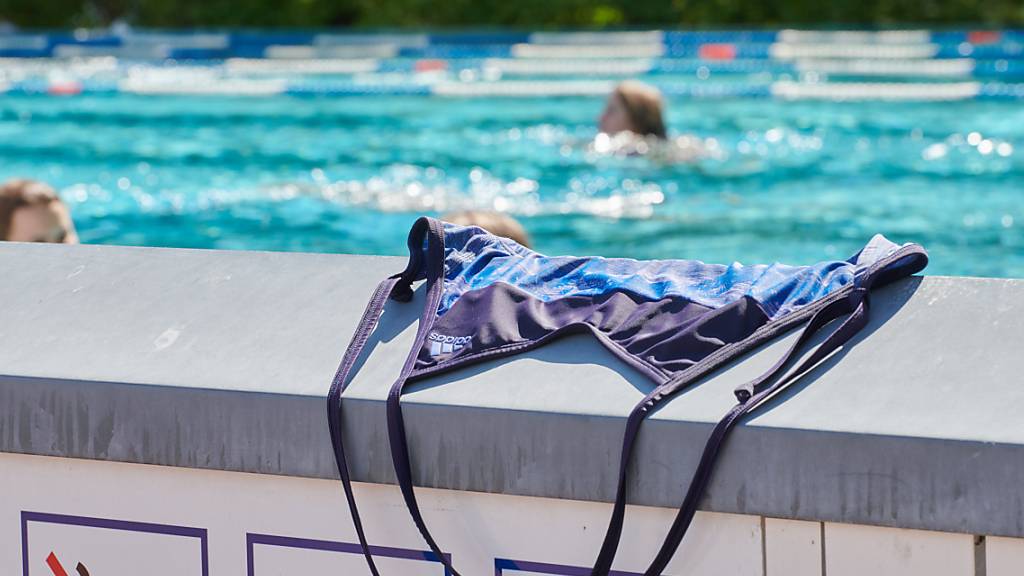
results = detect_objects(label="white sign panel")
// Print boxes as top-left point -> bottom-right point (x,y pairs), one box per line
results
22,512 -> 207,576
1,453 -> 765,576
494,558 -> 640,575
247,533 -> 448,576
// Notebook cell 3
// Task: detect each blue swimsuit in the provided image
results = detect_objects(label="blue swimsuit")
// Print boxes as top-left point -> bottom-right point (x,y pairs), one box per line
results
328,216 -> 928,576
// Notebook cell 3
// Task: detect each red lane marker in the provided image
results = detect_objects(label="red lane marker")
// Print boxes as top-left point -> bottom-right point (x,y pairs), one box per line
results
48,82 -> 83,96
968,30 -> 1001,45
45,552 -> 70,576
415,59 -> 448,72
699,43 -> 736,60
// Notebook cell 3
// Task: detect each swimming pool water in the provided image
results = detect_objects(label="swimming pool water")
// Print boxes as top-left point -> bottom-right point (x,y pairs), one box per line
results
1,92 -> 1021,278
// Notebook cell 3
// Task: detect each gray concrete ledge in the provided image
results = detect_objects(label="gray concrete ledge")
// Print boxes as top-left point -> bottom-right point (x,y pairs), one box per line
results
1,242 -> 1022,537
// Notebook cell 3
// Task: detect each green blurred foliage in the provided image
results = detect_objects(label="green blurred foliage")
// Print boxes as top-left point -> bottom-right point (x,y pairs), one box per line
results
130,0 -> 359,27
0,0 -> 1022,28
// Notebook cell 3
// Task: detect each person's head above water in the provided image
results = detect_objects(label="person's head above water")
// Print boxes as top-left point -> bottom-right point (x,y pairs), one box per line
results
441,210 -> 532,248
598,80 -> 667,140
0,179 -> 78,243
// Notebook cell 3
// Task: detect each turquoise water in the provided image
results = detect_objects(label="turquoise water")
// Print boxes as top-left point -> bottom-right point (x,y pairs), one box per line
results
1,93 -> 1021,277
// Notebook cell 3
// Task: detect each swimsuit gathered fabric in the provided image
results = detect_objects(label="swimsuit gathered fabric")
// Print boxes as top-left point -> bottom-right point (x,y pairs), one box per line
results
328,216 -> 928,576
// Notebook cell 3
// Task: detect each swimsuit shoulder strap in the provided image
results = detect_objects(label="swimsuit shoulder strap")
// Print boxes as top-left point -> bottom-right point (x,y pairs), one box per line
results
327,217 -> 452,576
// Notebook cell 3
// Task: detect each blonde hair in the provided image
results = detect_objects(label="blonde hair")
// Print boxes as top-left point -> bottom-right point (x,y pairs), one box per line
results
442,210 -> 532,248
0,179 -> 62,240
613,81 -> 667,140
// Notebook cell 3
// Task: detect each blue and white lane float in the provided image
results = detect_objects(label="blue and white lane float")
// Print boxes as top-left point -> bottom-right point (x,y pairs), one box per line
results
3,28 -> 1024,59
7,54 -> 1024,80
4,74 -> 1024,101
3,28 -> 1024,99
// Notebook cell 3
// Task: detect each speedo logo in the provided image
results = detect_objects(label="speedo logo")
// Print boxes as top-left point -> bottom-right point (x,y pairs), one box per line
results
428,333 -> 472,357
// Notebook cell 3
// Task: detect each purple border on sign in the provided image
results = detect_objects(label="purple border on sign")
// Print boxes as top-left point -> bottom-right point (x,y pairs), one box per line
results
246,533 -> 452,576
494,558 -> 641,576
21,511 -> 209,576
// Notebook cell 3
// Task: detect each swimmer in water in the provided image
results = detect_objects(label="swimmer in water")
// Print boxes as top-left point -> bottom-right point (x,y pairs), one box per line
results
599,80 -> 668,140
441,210 -> 532,248
0,179 -> 79,243
596,81 -> 703,162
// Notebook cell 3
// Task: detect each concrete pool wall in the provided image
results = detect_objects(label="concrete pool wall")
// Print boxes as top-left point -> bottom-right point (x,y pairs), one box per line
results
1,242 -> 1022,575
